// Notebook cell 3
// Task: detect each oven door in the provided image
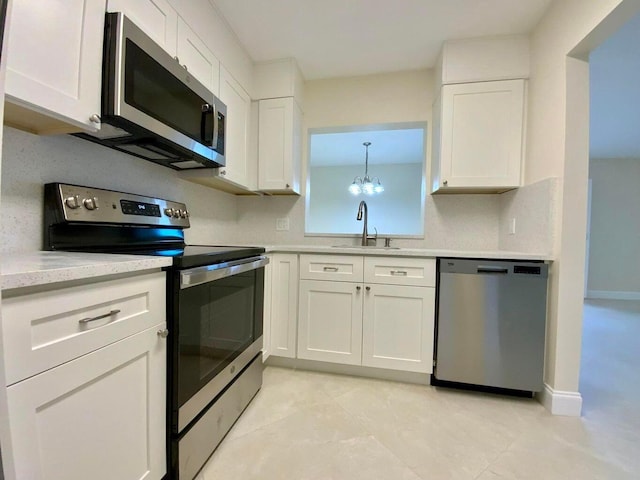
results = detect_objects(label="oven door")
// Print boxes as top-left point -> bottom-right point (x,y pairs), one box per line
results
174,256 -> 267,432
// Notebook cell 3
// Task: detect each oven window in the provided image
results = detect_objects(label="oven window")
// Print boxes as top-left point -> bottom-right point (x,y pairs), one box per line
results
124,40 -> 213,147
177,269 -> 259,406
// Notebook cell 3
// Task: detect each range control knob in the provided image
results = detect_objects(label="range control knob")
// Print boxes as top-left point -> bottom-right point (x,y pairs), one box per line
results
164,208 -> 174,217
65,195 -> 81,209
172,210 -> 180,218
83,197 -> 99,210
184,210 -> 190,218
179,210 -> 187,218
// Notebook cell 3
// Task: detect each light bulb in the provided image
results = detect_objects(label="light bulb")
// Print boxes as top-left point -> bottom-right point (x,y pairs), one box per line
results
374,183 -> 384,193
349,183 -> 361,195
362,182 -> 374,195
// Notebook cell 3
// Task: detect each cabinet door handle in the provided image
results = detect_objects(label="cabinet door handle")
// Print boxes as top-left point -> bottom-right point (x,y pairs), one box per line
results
443,180 -> 448,186
365,286 -> 371,291
390,270 -> 408,276
79,309 -> 120,325
157,329 -> 169,338
356,285 -> 361,291
323,266 -> 338,272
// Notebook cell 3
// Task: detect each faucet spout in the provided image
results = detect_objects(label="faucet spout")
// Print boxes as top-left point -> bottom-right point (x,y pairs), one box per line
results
356,201 -> 368,246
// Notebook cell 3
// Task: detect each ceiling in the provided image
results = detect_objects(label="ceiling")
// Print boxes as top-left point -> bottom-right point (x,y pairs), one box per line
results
212,0 -> 553,80
589,11 -> 640,159
310,128 -> 424,167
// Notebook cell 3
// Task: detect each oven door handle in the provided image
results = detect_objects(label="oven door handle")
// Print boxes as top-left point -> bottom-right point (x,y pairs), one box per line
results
180,255 -> 269,289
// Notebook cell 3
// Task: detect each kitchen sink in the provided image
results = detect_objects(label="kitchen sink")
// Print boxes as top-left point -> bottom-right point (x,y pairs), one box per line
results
331,245 -> 400,250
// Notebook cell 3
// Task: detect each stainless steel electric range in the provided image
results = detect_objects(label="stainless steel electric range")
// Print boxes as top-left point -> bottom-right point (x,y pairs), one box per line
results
44,183 -> 267,480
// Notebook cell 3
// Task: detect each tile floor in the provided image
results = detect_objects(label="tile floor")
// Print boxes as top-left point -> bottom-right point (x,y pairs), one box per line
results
197,300 -> 640,480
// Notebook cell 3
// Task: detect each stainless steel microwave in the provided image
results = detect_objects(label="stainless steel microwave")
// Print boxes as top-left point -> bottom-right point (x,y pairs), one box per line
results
76,12 -> 226,170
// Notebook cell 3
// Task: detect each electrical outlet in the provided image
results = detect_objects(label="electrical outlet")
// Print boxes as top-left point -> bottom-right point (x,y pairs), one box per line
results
509,217 -> 516,235
276,217 -> 290,231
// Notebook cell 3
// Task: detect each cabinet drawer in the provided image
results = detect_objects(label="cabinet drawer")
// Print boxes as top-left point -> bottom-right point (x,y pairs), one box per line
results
299,255 -> 364,282
2,271 -> 165,385
364,257 -> 435,286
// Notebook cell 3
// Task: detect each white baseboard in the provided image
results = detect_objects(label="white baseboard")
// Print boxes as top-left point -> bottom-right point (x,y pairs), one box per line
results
586,290 -> 640,300
538,383 -> 582,416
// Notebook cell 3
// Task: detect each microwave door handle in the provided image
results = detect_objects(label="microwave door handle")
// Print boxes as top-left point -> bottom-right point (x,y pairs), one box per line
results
200,103 -> 214,147
212,100 -> 219,149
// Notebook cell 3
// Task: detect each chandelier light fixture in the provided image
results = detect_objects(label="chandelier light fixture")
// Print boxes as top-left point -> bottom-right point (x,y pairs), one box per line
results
348,142 -> 384,195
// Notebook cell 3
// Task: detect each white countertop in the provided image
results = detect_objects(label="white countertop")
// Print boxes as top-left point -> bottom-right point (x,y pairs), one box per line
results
1,252 -> 172,291
265,245 -> 552,261
0,246 -> 550,291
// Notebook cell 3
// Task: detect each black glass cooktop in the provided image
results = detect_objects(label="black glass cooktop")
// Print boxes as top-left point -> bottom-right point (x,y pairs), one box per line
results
131,245 -> 265,269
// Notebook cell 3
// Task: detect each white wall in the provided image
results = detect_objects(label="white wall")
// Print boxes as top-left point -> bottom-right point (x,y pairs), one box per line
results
587,158 -> 640,297
307,163 -> 423,235
526,0 -> 640,410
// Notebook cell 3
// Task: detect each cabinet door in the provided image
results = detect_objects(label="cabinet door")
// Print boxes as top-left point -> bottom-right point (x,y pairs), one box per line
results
6,324 -> 167,480
107,0 -> 178,56
298,280 -> 363,366
5,0 -> 105,132
176,17 -> 220,95
218,66 -> 251,187
269,254 -> 299,358
438,79 -> 524,190
258,97 -> 302,194
362,284 -> 435,373
262,254 -> 273,361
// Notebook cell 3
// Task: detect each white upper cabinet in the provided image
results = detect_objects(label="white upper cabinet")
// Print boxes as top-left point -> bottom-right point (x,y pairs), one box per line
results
258,97 -> 302,194
4,0 -> 106,133
254,59 -> 305,106
431,79 -> 525,193
180,66 -> 253,192
176,17 -> 220,95
430,35 -> 529,194
217,66 -> 251,185
107,0 -> 178,56
436,35 -> 530,89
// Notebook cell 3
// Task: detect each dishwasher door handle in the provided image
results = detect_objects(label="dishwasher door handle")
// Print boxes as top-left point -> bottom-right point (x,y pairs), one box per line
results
477,266 -> 509,274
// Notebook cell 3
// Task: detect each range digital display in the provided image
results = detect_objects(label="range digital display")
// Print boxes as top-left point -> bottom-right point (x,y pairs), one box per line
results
120,199 -> 161,217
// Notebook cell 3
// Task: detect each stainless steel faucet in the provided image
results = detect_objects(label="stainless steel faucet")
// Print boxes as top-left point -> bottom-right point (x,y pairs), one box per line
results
356,201 -> 368,246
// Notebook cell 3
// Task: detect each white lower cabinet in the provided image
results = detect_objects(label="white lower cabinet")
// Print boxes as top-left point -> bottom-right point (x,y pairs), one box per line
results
294,254 -> 436,374
1,271 -> 167,480
6,324 -> 166,480
297,280 -> 363,365
268,254 -> 299,358
362,284 -> 435,373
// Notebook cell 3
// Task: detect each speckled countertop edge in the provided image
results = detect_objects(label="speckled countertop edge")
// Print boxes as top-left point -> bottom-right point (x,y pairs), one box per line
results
1,251 -> 172,291
263,245 -> 552,261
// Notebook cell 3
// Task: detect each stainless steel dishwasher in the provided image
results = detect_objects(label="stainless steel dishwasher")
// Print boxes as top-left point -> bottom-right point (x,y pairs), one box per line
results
433,258 -> 548,394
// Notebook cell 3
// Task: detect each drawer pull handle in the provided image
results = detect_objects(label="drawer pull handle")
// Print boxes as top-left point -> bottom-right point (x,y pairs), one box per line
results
390,270 -> 408,276
79,309 -> 121,325
323,266 -> 339,272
